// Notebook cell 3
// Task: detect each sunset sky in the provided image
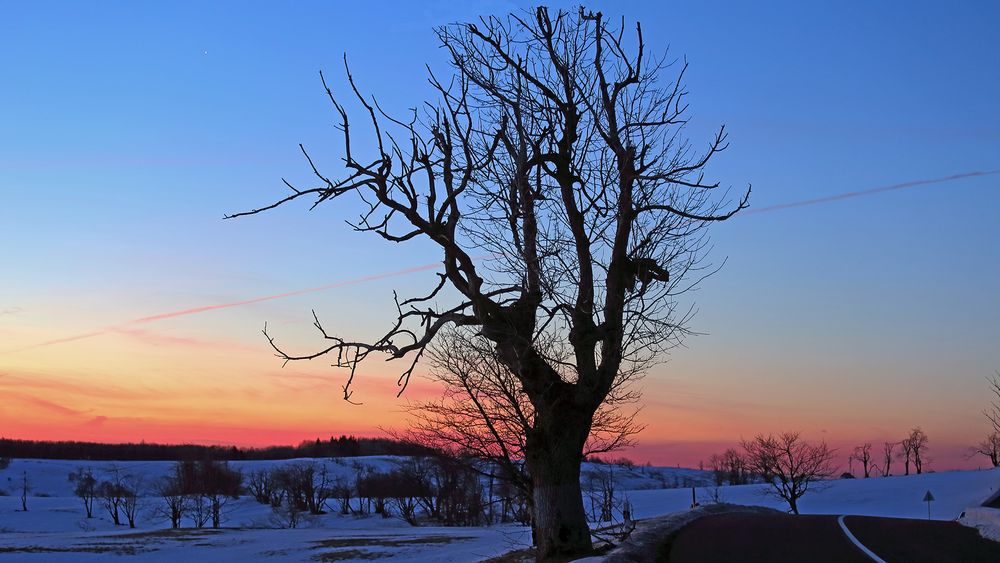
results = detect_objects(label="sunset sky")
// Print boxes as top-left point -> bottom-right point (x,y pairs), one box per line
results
2,1 -> 998,470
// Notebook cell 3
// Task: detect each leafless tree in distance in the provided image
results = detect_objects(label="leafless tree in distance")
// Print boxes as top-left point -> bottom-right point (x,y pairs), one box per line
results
121,475 -> 143,529
71,467 -> 98,518
229,7 -> 747,558
155,475 -> 187,529
898,437 -> 914,476
903,427 -> 929,475
20,470 -> 30,512
851,443 -> 873,478
708,448 -> 750,486
741,432 -> 836,515
974,432 -> 1000,468
976,372 -> 1000,467
986,371 -> 1000,434
881,441 -> 896,477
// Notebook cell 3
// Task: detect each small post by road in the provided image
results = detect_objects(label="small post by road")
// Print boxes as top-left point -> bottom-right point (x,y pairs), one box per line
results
923,490 -> 935,520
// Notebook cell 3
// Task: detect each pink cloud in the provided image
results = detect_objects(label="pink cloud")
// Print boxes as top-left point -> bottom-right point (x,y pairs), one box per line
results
7,391 -> 87,417
84,415 -> 108,428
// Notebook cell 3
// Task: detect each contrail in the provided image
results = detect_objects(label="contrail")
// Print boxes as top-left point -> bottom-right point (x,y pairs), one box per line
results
131,262 -> 441,324
7,169 -> 996,353
8,262 -> 441,353
742,169 -> 1000,215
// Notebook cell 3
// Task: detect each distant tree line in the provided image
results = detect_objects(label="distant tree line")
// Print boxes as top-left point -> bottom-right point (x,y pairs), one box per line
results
57,454 -> 532,530
249,455 -> 531,529
0,436 -> 434,461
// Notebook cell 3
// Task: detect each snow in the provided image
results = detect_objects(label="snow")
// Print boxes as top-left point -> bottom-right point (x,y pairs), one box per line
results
960,507 -> 1000,541
0,458 -> 997,561
628,468 -> 1000,521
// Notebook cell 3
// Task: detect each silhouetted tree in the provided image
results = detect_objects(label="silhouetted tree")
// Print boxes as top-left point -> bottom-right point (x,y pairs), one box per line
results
975,431 -> 1000,468
330,476 -> 353,515
986,371 -> 1000,434
273,462 -> 332,515
155,475 -> 187,529
741,432 -> 836,515
121,476 -> 142,529
98,479 -> 126,525
0,456 -> 10,470
247,468 -> 278,504
904,427 -> 929,474
708,448 -> 750,485
975,372 -> 1000,468
403,327 -> 642,536
174,460 -> 242,528
189,494 -> 210,528
19,470 -> 30,512
71,468 -> 98,518
228,7 -> 746,558
881,441 -> 896,477
898,438 -> 914,476
851,443 -> 873,478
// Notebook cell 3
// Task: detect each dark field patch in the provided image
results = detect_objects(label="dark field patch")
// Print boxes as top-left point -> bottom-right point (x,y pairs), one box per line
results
312,535 -> 472,549
311,548 -> 393,561
0,544 -> 149,556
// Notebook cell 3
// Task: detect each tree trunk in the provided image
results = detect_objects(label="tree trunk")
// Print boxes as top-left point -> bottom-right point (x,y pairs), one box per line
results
525,407 -> 593,560
788,496 -> 799,515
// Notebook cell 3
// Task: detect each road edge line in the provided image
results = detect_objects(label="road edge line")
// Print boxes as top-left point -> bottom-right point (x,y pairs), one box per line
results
838,515 -> 887,563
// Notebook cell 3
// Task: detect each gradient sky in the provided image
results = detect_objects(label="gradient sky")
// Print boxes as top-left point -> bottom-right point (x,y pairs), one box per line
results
2,1 -> 998,471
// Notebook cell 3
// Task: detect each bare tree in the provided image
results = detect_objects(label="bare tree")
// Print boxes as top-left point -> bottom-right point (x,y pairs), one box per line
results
98,479 -> 125,525
403,327 -> 642,534
851,443 -> 873,478
155,475 -> 187,529
881,441 -> 896,477
898,437 -> 914,476
708,448 -> 750,485
228,7 -> 746,558
975,372 -> 1000,468
189,494 -> 210,528
986,371 -> 1000,434
904,427 -> 929,475
741,432 -> 836,515
247,468 -> 278,505
121,476 -> 142,529
330,477 -> 353,515
71,467 -> 98,518
172,460 -> 241,529
273,462 -> 333,516
975,431 -> 1000,468
19,470 -> 30,512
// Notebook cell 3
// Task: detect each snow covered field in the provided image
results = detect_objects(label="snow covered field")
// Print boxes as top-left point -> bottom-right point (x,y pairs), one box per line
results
0,457 -> 996,561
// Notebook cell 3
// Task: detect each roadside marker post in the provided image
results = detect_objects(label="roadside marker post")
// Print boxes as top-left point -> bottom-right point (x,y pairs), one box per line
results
923,490 -> 935,520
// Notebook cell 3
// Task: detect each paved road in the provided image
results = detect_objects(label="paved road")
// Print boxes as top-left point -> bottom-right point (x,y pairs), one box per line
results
664,512 -> 1000,563
666,513 -> 869,563
845,515 -> 1000,562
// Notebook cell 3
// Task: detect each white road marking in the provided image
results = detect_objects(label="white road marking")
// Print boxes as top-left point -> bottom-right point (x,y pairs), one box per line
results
838,515 -> 887,563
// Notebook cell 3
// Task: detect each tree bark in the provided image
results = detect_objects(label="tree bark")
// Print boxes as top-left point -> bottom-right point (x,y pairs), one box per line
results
788,496 -> 799,515
525,405 -> 593,560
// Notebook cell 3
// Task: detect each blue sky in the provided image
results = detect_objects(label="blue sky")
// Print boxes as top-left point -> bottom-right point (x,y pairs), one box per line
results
1,1 -> 998,467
